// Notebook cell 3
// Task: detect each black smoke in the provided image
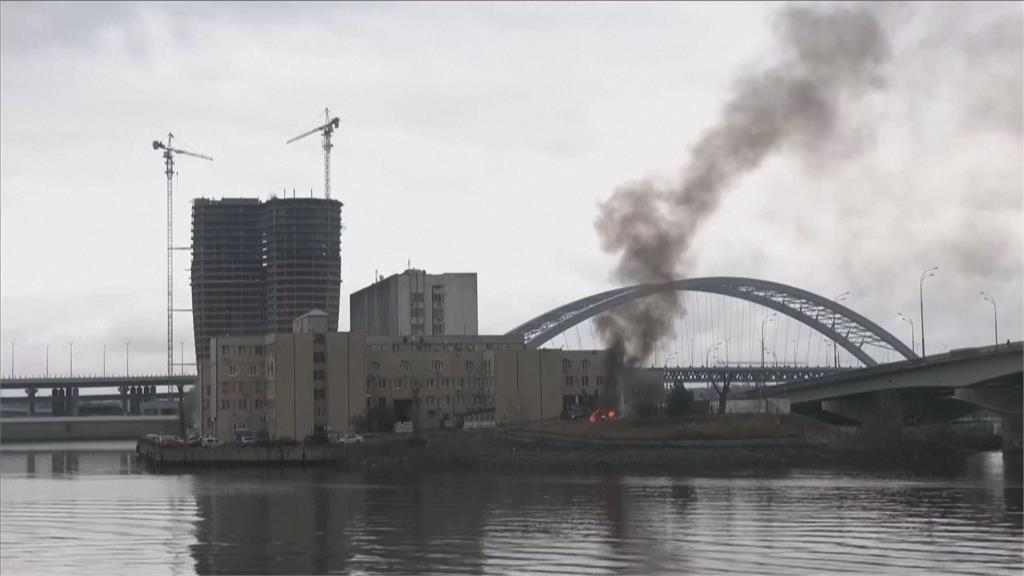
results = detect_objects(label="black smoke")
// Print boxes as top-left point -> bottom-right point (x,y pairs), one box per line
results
595,4 -> 891,364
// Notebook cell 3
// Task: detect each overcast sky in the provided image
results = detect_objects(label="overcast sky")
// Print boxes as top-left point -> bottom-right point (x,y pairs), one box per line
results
1,2 -> 1021,377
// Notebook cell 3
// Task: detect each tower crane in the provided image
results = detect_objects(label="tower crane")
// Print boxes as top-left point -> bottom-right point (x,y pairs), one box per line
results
152,133 -> 213,377
287,108 -> 341,199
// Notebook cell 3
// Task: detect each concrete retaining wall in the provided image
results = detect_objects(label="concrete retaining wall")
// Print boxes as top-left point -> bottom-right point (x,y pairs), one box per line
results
1,415 -> 178,442
137,441 -> 346,467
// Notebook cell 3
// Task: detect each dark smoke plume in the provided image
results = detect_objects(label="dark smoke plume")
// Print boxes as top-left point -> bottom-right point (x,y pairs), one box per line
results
595,5 -> 890,364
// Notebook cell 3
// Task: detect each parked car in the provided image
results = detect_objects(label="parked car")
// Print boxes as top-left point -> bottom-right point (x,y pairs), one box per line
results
144,433 -> 161,444
158,435 -> 184,449
238,435 -> 257,446
338,433 -> 364,445
201,435 -> 222,448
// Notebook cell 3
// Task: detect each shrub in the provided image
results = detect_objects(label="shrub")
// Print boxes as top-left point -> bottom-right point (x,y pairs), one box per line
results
634,397 -> 659,419
665,384 -> 694,419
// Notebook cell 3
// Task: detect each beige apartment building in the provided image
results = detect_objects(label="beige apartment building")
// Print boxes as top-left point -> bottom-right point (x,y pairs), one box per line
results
201,313 -> 611,440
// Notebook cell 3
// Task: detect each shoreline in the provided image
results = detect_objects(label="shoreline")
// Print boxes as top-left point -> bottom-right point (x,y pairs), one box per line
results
135,424 -> 1006,474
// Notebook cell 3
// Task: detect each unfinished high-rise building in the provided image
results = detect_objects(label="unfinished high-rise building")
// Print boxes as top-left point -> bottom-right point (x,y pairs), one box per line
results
190,197 -> 342,365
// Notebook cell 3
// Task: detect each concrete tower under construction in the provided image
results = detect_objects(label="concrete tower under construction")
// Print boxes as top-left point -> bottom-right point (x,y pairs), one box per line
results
190,197 -> 342,365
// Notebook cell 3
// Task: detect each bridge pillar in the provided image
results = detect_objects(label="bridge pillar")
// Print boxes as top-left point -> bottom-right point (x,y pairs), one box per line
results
24,387 -> 37,415
822,391 -> 904,450
1002,414 -> 1023,455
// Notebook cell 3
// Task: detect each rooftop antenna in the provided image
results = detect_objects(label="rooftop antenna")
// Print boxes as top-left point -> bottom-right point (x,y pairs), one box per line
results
152,133 -> 212,376
287,108 -> 341,199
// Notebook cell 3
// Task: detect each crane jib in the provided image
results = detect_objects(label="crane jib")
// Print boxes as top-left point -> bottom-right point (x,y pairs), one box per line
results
286,117 -> 341,144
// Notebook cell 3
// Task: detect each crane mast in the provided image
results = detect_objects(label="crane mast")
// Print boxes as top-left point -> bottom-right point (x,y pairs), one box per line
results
152,133 -> 212,377
287,108 -> 341,199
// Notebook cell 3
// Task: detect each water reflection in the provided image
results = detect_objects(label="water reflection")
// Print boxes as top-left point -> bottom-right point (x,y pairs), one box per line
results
1,443 -> 1022,575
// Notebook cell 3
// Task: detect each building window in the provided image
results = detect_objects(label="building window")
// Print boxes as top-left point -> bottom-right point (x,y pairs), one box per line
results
248,365 -> 260,376
255,345 -> 264,355
582,360 -> 590,373
313,389 -> 326,400
240,383 -> 249,394
221,345 -> 230,357
222,382 -> 234,393
464,361 -> 474,374
432,360 -> 443,373
313,369 -> 325,381
565,376 -> 573,387
228,365 -> 239,377
562,359 -> 571,373
400,360 -> 410,374
596,376 -> 603,388
221,399 -> 230,410
370,361 -> 382,375
313,351 -> 326,363
582,376 -> 589,387
239,399 -> 248,410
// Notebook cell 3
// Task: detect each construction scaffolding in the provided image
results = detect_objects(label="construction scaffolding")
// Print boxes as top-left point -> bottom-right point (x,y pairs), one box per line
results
190,197 -> 342,365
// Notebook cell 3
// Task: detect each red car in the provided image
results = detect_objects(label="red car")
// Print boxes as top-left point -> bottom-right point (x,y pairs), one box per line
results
158,435 -> 185,449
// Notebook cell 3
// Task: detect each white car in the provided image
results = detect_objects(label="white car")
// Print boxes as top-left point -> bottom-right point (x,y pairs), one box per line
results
338,433 -> 364,445
201,435 -> 222,447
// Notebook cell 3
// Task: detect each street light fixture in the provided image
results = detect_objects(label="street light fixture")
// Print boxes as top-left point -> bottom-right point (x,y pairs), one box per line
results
897,313 -> 915,355
980,292 -> 998,346
920,266 -> 938,357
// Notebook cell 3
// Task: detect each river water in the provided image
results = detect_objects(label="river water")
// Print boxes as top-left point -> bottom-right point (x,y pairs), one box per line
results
0,441 -> 1021,575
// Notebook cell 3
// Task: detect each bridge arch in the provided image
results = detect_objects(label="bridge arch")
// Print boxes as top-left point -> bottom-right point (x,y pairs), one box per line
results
506,277 -> 917,367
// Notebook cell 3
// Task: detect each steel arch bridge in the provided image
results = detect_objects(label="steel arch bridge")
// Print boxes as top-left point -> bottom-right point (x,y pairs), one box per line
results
505,277 -> 917,367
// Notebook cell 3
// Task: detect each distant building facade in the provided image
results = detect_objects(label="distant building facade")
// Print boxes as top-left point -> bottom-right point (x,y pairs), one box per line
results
349,269 -> 478,337
190,197 -> 342,365
200,324 -> 610,440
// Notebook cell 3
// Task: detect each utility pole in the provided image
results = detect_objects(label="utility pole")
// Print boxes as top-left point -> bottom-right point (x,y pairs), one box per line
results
68,340 -> 74,377
10,340 -> 14,378
152,134 -> 213,377
103,344 -> 107,377
125,339 -> 131,377
46,345 -> 50,377
980,291 -> 998,345
919,267 -> 938,357
287,109 -> 341,199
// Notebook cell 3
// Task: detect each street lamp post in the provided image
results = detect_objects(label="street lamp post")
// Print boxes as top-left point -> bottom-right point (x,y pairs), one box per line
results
46,345 -> 50,377
10,340 -> 14,378
68,340 -> 74,377
980,291 -> 998,345
103,345 -> 107,377
705,342 -> 722,367
125,339 -> 131,376
897,313 -> 915,355
833,292 -> 849,368
760,314 -> 776,369
920,266 -> 938,357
